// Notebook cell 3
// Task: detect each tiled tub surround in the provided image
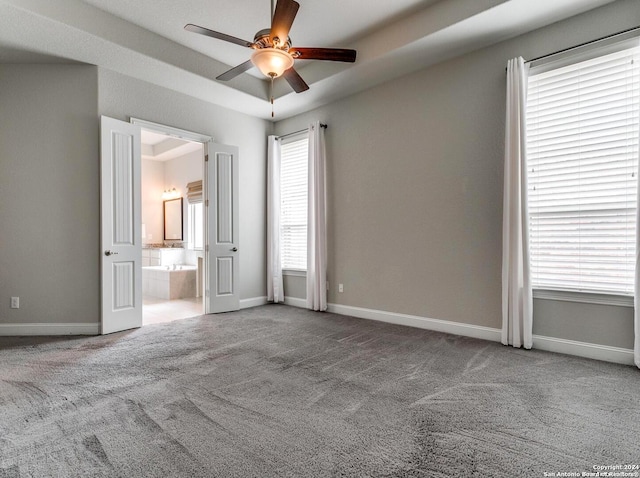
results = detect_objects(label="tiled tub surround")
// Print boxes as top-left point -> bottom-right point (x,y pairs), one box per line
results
142,247 -> 185,267
143,265 -> 197,300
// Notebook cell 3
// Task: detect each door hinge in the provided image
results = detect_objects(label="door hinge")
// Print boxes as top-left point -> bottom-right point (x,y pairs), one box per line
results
205,154 -> 209,162
205,245 -> 209,252
205,199 -> 209,207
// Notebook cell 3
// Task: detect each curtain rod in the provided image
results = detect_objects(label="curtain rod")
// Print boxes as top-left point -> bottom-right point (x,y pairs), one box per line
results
277,123 -> 327,140
525,24 -> 640,65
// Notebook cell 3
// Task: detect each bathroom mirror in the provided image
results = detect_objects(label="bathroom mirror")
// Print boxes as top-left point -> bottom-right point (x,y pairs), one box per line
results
163,198 -> 183,240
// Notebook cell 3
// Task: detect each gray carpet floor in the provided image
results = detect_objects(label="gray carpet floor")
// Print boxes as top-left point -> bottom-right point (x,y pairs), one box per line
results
0,304 -> 639,477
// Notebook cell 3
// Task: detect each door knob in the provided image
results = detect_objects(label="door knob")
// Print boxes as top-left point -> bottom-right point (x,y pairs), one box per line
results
104,250 -> 119,256
231,247 -> 238,252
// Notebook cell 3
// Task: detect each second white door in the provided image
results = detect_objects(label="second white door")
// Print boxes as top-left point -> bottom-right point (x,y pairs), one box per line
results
206,142 -> 240,313
100,116 -> 142,334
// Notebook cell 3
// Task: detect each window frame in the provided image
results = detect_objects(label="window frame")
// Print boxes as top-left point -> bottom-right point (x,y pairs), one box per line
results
525,36 -> 640,301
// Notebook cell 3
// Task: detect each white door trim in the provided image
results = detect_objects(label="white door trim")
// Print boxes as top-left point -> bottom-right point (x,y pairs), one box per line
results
129,117 -> 212,143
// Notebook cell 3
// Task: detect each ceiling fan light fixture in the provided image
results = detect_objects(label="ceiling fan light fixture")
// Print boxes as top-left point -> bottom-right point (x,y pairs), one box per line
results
186,0 -> 356,101
251,48 -> 294,78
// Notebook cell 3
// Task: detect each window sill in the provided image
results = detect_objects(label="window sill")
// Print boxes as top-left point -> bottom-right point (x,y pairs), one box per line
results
533,288 -> 633,308
283,269 -> 307,277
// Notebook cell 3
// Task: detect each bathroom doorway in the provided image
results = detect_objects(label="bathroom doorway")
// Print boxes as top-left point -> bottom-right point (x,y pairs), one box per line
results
140,128 -> 205,325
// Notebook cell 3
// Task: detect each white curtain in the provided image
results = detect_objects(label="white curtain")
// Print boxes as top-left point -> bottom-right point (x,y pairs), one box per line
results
306,121 -> 328,311
267,135 -> 284,303
502,57 -> 532,349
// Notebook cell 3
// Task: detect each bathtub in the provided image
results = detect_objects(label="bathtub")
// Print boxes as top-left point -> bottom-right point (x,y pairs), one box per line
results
142,265 -> 197,300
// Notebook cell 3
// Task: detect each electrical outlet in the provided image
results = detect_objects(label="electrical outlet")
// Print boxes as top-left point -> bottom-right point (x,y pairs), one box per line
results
338,284 -> 344,293
11,297 -> 19,309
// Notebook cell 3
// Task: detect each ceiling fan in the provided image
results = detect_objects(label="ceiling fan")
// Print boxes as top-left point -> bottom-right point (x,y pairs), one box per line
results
184,0 -> 357,96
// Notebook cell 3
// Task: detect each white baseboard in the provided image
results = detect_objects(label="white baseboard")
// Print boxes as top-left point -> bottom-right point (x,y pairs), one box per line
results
532,334 -> 634,366
327,303 -> 502,343
0,323 -> 99,336
3,303 -> 633,365
239,296 -> 268,309
321,303 -> 635,366
284,297 -> 307,309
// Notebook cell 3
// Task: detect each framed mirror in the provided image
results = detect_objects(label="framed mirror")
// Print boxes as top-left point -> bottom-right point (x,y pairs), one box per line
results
163,197 -> 183,240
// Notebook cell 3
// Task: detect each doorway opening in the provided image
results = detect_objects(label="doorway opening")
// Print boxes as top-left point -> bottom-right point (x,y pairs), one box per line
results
101,116 -> 239,334
140,128 -> 205,325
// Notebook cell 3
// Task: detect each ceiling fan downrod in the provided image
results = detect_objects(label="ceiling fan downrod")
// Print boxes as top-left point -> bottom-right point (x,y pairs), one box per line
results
270,73 -> 276,118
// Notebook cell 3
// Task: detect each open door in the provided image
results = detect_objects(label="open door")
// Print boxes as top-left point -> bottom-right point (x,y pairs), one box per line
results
100,116 -> 142,334
206,142 -> 240,313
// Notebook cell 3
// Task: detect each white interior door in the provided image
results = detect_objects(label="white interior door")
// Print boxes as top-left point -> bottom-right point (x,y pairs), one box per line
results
100,116 -> 142,334
206,142 -> 240,313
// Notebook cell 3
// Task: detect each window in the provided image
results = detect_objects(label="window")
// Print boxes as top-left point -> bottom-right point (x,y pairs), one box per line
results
280,135 -> 308,270
188,202 -> 203,250
526,43 -> 640,294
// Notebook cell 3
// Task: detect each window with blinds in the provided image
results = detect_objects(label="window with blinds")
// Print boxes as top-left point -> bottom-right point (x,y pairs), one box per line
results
280,136 -> 309,270
526,44 -> 640,294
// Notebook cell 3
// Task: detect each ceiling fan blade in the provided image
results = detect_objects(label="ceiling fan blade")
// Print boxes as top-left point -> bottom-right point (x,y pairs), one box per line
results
283,67 -> 309,93
185,24 -> 254,48
270,0 -> 299,46
290,47 -> 357,62
216,60 -> 254,81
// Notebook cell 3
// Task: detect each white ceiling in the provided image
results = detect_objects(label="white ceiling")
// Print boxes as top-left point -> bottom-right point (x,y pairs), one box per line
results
141,130 -> 202,162
0,0 -> 618,120
80,0 -> 439,78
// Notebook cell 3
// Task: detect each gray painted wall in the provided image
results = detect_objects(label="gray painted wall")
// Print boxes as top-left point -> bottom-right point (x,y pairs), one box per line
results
283,274 -> 306,300
1,2 -> 636,346
0,64 -> 269,328
0,64 -> 100,325
274,0 -> 640,349
533,299 -> 634,350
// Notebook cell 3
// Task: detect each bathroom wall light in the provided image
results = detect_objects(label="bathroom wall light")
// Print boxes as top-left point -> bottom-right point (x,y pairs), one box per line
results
162,187 -> 179,200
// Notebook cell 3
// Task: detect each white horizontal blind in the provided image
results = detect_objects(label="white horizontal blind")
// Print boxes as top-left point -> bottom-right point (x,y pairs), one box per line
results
186,180 -> 203,204
527,46 -> 640,294
280,136 -> 308,270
